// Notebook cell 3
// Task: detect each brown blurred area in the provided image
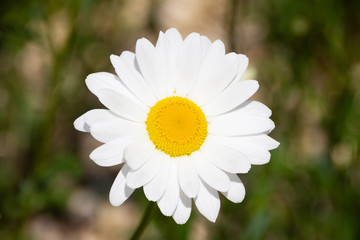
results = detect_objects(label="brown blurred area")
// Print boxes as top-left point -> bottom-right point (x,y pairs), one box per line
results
1,0 -> 360,239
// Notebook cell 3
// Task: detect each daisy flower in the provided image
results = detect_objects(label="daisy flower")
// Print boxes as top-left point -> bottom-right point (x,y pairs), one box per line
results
74,28 -> 279,224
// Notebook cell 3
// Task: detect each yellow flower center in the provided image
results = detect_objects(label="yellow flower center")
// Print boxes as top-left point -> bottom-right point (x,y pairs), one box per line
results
146,96 -> 208,157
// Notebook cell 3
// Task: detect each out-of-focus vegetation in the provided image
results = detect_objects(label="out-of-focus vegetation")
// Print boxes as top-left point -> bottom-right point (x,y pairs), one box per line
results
1,0 -> 359,239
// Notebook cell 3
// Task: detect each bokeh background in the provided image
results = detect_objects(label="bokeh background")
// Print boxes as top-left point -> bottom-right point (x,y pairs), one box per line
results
1,0 -> 360,239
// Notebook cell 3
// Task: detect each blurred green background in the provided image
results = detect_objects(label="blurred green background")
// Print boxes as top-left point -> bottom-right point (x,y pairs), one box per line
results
1,0 -> 360,239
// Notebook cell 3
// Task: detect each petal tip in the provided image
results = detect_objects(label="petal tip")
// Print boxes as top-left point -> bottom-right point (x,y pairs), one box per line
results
109,197 -> 121,207
110,54 -> 119,63
73,115 -> 88,132
271,139 -> 280,149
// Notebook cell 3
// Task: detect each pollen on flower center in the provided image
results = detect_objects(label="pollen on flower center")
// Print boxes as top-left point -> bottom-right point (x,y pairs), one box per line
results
146,96 -> 208,157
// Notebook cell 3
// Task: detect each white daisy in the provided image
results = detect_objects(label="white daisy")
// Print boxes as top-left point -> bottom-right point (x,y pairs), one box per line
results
74,28 -> 279,224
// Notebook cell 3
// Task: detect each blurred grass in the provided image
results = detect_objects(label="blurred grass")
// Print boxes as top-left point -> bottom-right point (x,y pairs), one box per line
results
0,0 -> 359,239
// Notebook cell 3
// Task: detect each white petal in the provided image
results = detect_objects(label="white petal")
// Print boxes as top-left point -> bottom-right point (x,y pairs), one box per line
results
178,156 -> 200,198
109,164 -> 135,206
144,154 -> 171,201
243,135 -> 280,150
124,138 -> 155,170
233,54 -> 249,82
208,116 -> 275,136
172,190 -> 192,224
155,29 -> 183,96
89,137 -> 135,167
77,109 -> 145,143
208,136 -> 272,165
193,151 -> 230,192
208,134 -> 280,151
221,173 -> 245,203
126,151 -> 163,189
195,53 -> 239,105
97,89 -> 148,122
239,143 -> 271,165
90,121 -> 146,143
209,100 -> 272,119
200,35 -> 212,58
85,72 -> 133,100
110,54 -> 157,106
201,138 -> 251,174
190,42 -> 239,105
157,159 -> 180,216
194,180 -> 220,223
201,39 -> 225,66
135,38 -> 166,99
175,33 -> 202,96
83,109 -> 120,125
163,28 -> 183,45
202,80 -> 259,116
118,50 -> 135,66
74,113 -> 88,132
154,31 -> 170,95
189,40 -> 225,101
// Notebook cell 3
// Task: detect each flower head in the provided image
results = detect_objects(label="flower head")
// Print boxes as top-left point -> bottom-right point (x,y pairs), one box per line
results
74,28 -> 279,224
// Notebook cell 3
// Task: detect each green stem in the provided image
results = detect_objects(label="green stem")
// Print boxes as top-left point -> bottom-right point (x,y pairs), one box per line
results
130,201 -> 156,240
